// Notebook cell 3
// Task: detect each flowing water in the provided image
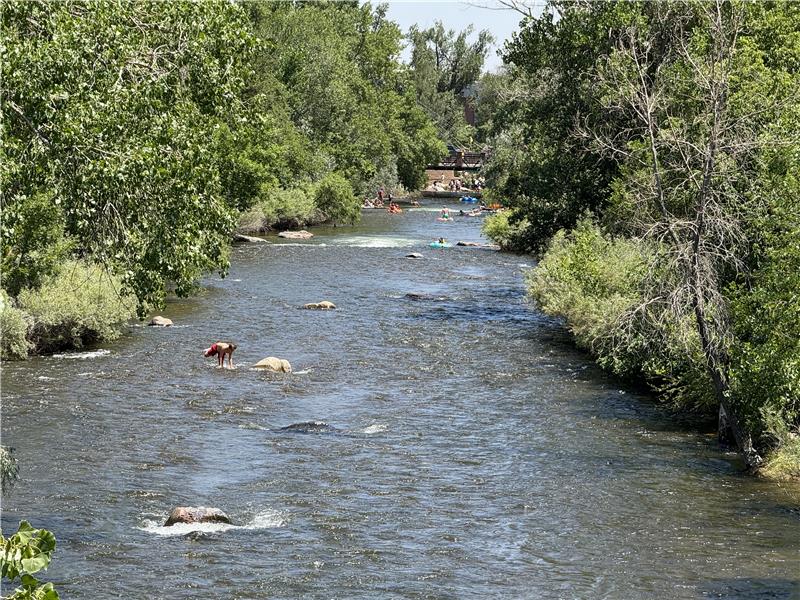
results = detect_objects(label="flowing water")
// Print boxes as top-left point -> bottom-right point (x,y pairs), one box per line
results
2,205 -> 798,599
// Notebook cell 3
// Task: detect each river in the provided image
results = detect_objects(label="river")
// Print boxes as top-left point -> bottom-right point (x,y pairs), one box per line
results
2,204 -> 798,599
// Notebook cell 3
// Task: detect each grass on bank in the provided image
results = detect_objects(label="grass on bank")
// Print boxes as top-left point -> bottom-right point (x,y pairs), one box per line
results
1,260 -> 135,358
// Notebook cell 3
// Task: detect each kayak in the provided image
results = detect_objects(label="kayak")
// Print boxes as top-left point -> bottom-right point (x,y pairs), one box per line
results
429,242 -> 452,248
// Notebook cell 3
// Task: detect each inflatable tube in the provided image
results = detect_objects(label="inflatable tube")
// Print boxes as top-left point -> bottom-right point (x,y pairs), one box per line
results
460,196 -> 479,203
429,242 -> 452,248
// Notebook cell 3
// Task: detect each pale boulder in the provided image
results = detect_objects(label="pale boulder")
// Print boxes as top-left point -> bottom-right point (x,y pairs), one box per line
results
278,230 -> 313,240
148,316 -> 173,327
253,357 -> 293,373
303,301 -> 336,310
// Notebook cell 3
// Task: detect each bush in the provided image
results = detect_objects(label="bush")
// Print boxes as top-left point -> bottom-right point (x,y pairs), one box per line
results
481,210 -> 531,252
527,218 -> 646,373
260,186 -> 317,229
313,172 -> 360,225
729,195 -> 800,451
17,261 -> 136,354
236,205 -> 267,234
760,437 -> 800,481
0,291 -> 32,359
527,218 -> 715,411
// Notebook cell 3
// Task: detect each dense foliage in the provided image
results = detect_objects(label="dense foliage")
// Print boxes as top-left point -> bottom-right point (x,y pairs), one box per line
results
408,21 -> 493,146
485,0 -> 800,475
1,1 -> 445,354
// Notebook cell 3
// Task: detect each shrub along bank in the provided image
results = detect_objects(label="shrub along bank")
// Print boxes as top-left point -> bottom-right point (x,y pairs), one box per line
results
1,262 -> 135,359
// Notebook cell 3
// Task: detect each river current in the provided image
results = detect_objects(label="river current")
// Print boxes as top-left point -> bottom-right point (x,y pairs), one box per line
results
2,205 -> 798,599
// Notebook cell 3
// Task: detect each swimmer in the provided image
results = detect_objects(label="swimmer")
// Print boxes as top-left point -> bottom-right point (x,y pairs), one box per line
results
203,342 -> 237,369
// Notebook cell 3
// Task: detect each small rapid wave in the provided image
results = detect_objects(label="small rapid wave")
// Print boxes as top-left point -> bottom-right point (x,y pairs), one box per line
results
138,509 -> 286,537
52,349 -> 111,360
328,236 -> 419,248
360,423 -> 387,434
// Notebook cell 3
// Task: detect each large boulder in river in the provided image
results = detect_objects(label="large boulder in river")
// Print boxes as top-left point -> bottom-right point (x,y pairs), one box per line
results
148,316 -> 173,327
456,241 -> 481,247
164,506 -> 231,527
303,301 -> 336,310
278,230 -> 313,240
253,357 -> 292,373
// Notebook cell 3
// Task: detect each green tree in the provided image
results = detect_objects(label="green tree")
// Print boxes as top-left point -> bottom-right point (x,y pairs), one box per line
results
314,173 -> 359,225
408,21 -> 494,145
2,0 -> 255,311
484,2 -> 640,251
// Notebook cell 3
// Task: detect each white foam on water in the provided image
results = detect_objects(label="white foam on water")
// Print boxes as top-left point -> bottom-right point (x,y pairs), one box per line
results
361,423 -> 388,434
52,349 -> 111,360
330,236 -> 419,248
292,369 -> 312,375
37,376 -> 54,381
272,242 -> 328,247
138,509 -> 286,537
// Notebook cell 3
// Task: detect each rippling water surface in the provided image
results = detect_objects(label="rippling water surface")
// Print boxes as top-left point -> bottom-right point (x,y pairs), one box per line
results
2,205 -> 798,599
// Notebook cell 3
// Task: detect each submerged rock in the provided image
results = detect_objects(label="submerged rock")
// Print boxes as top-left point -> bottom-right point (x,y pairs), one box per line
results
406,253 -> 424,259
164,506 -> 231,527
278,421 -> 339,434
303,301 -> 336,310
456,241 -> 481,247
278,230 -> 313,240
148,316 -> 173,327
253,357 -> 292,373
234,234 -> 268,243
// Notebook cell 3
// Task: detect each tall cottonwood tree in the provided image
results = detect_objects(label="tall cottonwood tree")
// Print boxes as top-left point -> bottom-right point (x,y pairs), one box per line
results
588,0 -> 798,467
408,21 -> 494,144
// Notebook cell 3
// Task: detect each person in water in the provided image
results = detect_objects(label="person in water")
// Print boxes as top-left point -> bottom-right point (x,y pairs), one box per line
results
203,342 -> 237,369
440,207 -> 450,219
438,237 -> 446,244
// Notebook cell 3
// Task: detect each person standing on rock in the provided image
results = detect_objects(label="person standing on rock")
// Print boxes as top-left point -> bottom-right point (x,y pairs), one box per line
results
203,342 -> 237,369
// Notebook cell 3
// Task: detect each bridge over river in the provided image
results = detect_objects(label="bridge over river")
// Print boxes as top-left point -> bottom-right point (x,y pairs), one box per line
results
428,149 -> 487,171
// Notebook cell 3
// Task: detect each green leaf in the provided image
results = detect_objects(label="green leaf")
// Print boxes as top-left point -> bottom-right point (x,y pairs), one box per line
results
22,554 -> 51,574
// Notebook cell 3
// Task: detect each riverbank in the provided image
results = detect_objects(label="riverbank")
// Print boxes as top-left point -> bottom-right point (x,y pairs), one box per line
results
0,261 -> 136,359
501,217 -> 800,482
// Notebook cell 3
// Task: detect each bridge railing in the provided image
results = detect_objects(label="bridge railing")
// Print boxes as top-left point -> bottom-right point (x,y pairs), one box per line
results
432,150 -> 487,170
